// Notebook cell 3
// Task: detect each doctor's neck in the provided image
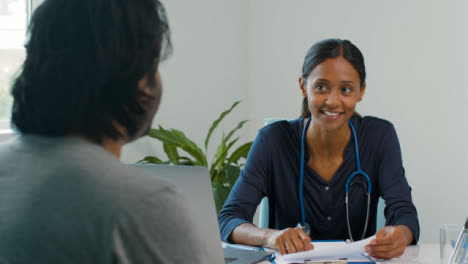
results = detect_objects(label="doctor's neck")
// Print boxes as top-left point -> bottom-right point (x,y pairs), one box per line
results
307,120 -> 351,157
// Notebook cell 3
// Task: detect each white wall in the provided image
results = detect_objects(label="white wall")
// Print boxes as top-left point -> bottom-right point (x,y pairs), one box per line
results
124,0 -> 468,243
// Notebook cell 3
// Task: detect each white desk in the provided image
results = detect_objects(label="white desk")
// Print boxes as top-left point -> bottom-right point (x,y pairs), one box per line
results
260,243 -> 439,264
377,243 -> 438,264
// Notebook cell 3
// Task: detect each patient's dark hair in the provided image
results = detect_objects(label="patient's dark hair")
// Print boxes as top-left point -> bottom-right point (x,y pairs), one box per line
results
300,39 -> 365,118
11,0 -> 171,142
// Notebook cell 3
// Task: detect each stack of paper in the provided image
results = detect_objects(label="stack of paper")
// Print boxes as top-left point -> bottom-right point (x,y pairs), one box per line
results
277,236 -> 376,263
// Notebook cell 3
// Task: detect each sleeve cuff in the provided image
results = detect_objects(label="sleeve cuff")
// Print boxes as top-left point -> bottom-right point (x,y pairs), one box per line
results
392,215 -> 420,244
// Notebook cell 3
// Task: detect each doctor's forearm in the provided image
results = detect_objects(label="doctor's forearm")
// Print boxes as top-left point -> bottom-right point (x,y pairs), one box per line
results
229,222 -> 274,247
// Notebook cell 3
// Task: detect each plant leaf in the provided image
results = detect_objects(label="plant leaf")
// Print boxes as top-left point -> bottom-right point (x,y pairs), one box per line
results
212,181 -> 232,214
149,126 -> 208,166
210,133 -> 242,181
170,128 -> 208,166
211,165 -> 241,214
227,142 -> 253,164
148,126 -> 183,145
210,133 -> 227,180
204,101 -> 240,153
137,156 -> 168,164
225,137 -> 240,154
177,156 -> 197,166
223,165 -> 241,188
209,122 -> 246,181
163,143 -> 179,164
224,120 -> 248,143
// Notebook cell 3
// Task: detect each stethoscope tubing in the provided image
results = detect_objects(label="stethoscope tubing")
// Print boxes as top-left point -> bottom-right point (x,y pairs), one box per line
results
298,117 -> 311,227
298,117 -> 371,241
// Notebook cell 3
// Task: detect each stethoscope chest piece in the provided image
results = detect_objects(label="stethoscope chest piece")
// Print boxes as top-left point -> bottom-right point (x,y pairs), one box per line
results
296,222 -> 311,236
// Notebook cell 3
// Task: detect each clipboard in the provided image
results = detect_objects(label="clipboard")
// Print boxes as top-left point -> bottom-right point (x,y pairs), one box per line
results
304,260 -> 374,264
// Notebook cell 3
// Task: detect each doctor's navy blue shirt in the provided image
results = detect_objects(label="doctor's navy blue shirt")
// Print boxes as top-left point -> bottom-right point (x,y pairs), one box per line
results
218,116 -> 420,243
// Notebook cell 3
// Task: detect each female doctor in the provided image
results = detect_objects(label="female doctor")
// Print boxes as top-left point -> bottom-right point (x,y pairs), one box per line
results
218,39 -> 419,259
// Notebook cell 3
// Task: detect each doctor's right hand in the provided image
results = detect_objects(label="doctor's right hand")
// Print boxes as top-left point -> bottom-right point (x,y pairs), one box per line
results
265,227 -> 313,255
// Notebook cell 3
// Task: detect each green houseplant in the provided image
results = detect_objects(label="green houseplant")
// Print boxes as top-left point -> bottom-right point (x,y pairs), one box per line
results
139,101 -> 253,213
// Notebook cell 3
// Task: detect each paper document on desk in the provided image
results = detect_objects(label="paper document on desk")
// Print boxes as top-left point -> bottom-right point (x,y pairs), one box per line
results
279,235 -> 375,263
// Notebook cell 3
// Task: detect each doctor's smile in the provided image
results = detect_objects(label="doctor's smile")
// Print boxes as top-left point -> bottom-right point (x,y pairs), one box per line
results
321,110 -> 344,119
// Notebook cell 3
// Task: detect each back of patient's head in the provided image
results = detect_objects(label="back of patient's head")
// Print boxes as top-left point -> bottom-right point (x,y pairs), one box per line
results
11,0 -> 172,143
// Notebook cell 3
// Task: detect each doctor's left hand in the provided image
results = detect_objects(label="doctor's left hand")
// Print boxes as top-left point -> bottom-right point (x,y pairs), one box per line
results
364,225 -> 413,259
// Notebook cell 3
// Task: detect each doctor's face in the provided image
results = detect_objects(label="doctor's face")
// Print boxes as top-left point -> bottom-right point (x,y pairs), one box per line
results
299,56 -> 365,132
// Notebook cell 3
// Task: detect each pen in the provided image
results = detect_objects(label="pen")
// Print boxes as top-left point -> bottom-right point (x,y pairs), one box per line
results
448,217 -> 468,264
361,252 -> 379,263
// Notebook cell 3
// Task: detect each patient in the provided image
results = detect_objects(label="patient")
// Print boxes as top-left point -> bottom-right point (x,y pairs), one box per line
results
0,0 -> 205,263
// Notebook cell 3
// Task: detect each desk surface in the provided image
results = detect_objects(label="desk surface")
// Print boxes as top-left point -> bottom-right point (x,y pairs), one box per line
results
379,243 -> 438,264
261,243 -> 439,264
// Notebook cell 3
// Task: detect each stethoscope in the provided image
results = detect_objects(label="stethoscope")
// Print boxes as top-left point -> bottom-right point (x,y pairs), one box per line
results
297,117 -> 372,242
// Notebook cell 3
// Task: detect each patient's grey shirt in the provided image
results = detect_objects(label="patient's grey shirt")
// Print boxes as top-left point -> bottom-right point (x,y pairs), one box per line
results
0,135 -> 205,264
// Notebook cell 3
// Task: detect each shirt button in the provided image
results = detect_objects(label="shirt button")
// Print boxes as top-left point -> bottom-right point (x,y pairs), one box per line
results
325,186 -> 330,191
327,216 -> 332,221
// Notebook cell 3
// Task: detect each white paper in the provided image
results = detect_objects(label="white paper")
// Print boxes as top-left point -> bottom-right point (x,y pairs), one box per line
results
279,235 -> 375,262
